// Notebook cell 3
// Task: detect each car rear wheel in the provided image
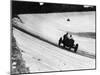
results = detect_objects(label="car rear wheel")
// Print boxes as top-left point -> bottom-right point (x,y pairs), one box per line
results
74,44 -> 78,53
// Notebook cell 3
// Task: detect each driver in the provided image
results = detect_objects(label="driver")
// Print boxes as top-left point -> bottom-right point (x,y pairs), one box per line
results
63,32 -> 68,40
63,32 -> 69,44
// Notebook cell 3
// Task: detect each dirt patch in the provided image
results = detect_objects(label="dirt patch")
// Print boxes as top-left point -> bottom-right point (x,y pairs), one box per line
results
11,35 -> 30,74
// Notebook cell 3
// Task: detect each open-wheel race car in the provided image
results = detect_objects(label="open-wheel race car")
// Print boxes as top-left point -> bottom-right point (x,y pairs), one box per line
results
58,34 -> 78,53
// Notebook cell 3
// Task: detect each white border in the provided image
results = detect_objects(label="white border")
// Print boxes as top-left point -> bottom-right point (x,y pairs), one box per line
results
0,0 -> 100,75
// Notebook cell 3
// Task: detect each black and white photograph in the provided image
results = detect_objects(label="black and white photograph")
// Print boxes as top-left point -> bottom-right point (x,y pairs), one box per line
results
11,0 -> 96,74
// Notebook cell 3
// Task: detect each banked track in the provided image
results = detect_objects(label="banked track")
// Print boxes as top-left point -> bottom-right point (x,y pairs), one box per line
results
12,23 -> 95,59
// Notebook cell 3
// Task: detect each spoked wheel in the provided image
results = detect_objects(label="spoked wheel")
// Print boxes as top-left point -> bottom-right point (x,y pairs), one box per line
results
58,37 -> 62,46
74,44 -> 78,53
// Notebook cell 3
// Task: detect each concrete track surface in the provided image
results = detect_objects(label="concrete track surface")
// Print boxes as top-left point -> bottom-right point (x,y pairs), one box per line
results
13,28 -> 95,72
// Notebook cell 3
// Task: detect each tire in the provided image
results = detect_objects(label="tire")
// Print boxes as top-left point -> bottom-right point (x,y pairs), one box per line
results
58,37 -> 62,46
74,44 -> 78,53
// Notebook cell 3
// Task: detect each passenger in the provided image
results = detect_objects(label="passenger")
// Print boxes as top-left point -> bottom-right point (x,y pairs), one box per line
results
69,35 -> 74,46
69,35 -> 72,39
